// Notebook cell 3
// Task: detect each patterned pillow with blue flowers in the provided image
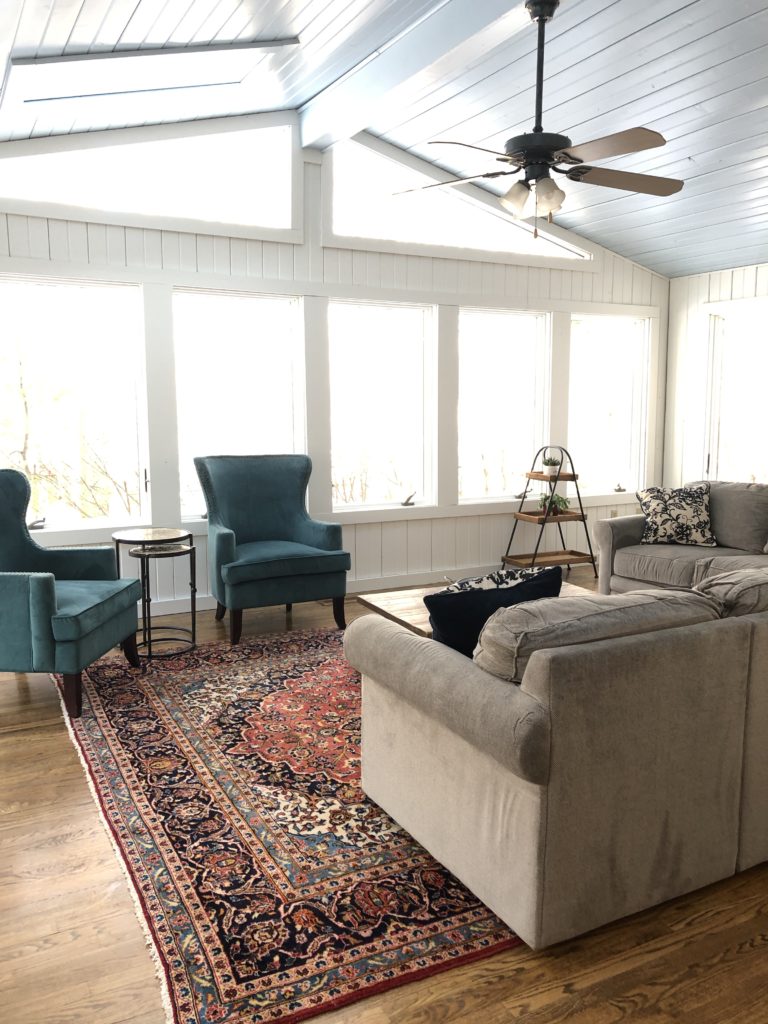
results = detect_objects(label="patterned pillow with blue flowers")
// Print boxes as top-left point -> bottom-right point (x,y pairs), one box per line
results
637,484 -> 717,546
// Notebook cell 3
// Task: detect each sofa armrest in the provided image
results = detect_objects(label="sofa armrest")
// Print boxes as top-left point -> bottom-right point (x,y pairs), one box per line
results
344,615 -> 550,784
594,514 -> 645,594
0,572 -> 56,670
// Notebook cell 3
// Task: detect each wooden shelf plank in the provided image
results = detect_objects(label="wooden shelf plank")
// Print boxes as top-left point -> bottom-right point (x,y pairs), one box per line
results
513,511 -> 586,524
526,471 -> 578,481
502,551 -> 595,568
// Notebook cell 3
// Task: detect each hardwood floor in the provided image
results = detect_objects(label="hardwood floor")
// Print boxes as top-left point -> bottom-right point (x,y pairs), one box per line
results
2,566 -> 768,1024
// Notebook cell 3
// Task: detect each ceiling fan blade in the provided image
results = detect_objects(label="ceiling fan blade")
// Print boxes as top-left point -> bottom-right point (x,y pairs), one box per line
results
555,127 -> 666,165
565,165 -> 683,196
394,169 -> 516,196
428,140 -> 517,160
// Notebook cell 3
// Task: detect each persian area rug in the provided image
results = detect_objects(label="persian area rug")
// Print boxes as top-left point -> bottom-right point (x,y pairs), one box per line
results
62,629 -> 518,1024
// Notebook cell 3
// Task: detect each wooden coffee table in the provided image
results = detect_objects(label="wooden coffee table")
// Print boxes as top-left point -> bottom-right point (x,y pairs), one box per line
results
356,580 -> 587,637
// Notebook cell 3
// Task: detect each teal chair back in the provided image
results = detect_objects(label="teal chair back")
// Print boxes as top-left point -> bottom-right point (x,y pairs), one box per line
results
0,469 -> 50,572
195,454 -> 313,542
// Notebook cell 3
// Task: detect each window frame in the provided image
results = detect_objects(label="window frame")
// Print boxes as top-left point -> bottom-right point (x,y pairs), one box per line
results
322,132 -> 600,271
0,113 -> 303,244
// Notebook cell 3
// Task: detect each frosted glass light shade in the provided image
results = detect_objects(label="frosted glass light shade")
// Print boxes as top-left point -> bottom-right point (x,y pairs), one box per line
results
499,180 -> 531,217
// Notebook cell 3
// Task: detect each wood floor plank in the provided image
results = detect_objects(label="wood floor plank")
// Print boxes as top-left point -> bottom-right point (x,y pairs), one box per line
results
3,570 -> 768,1023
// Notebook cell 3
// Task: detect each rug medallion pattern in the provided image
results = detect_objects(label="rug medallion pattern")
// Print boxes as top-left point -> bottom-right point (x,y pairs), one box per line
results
66,629 -> 517,1023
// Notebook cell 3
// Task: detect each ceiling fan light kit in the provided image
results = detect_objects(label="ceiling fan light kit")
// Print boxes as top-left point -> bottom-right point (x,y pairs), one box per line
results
422,0 -> 683,229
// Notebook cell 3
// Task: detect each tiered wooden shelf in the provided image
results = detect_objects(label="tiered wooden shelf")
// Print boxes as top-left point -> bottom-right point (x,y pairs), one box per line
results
502,448 -> 598,576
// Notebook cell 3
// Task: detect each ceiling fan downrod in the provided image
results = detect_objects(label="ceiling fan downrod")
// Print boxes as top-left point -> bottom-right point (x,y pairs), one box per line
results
525,0 -> 559,134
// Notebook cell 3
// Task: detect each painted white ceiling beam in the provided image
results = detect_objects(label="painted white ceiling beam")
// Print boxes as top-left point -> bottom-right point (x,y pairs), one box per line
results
299,0 -> 529,150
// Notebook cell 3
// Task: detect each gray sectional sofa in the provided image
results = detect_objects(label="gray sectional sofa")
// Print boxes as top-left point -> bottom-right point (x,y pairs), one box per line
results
344,579 -> 768,950
595,481 -> 768,594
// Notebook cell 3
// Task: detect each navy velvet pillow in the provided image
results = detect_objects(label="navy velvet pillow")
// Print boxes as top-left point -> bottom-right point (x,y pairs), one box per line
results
423,566 -> 563,658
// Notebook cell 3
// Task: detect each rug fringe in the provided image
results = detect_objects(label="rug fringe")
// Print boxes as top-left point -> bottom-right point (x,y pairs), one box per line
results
53,674 -> 176,1024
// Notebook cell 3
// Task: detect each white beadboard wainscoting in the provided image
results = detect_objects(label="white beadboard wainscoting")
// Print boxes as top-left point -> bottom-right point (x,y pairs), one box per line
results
4,151 -> 662,607
88,497 -> 641,615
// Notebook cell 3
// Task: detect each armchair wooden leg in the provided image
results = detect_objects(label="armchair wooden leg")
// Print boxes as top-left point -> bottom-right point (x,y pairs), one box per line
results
122,632 -> 141,669
215,602 -> 226,621
230,609 -> 243,644
332,596 -> 346,630
286,603 -> 292,613
62,673 -> 82,719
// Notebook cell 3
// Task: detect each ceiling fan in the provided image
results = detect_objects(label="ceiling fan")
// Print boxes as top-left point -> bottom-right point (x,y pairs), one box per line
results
409,0 -> 683,223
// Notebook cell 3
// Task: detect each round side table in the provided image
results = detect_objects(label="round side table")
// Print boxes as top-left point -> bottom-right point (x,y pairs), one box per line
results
113,528 -> 196,659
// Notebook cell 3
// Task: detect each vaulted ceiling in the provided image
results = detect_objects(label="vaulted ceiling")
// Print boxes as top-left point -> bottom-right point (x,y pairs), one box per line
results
1,0 -> 766,278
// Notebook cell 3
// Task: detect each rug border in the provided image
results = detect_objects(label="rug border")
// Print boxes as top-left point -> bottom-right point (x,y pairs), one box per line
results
54,636 -> 523,1024
54,674 -> 178,1024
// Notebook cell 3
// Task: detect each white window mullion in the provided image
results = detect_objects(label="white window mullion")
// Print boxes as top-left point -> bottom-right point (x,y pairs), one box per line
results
142,282 -> 181,526
304,294 -> 333,516
548,311 -> 570,453
436,305 -> 459,508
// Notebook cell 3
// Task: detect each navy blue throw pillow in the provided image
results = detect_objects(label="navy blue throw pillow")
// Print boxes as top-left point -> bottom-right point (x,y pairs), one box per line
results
423,566 -> 563,658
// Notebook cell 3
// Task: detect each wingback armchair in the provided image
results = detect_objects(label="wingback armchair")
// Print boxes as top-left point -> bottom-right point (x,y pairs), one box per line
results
0,468 -> 141,718
194,455 -> 351,643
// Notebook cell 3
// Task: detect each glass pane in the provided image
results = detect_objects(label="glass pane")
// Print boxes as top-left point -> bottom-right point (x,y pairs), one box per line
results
173,291 -> 304,517
0,125 -> 293,229
329,302 -> 432,508
458,309 -> 548,500
331,141 -> 587,260
0,279 -> 145,525
711,307 -> 768,481
568,316 -> 650,495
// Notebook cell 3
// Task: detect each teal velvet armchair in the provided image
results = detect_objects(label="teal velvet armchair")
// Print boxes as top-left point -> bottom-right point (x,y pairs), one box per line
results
0,469 -> 141,718
194,455 -> 350,643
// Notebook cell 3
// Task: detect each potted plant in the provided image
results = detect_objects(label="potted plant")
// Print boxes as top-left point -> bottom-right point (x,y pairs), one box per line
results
541,453 -> 561,475
537,492 -> 570,516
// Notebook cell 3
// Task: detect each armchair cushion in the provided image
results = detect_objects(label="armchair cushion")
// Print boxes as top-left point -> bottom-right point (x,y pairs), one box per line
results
52,578 -> 142,642
222,541 -> 351,585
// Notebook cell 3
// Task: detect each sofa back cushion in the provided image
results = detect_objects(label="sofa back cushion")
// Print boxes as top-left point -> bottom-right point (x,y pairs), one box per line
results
685,481 -> 768,553
694,569 -> 768,617
473,589 -> 722,682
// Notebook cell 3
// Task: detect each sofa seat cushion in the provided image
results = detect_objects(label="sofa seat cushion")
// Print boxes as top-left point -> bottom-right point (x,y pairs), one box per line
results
686,481 -> 768,553
613,544 -> 746,588
694,569 -> 768,616
692,553 -> 768,586
424,566 -> 562,658
222,541 -> 350,585
53,578 -> 141,642
474,589 -> 722,682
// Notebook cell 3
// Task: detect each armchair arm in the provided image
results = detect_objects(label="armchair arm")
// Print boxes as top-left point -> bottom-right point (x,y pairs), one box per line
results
594,514 -> 645,595
208,522 -> 237,570
36,545 -> 117,581
296,515 -> 344,552
0,572 -> 56,670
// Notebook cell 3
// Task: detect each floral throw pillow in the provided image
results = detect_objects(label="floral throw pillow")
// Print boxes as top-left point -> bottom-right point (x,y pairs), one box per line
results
637,484 -> 717,546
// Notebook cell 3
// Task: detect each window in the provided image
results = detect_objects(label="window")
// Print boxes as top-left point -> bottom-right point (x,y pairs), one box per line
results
705,304 -> 768,482
0,278 -> 146,525
173,291 -> 304,517
567,315 -> 650,496
458,309 -> 549,500
331,140 -> 587,259
328,301 -> 434,508
0,121 -> 294,232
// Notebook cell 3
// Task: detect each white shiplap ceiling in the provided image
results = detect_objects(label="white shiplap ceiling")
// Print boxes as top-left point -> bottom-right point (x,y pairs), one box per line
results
0,0 -> 766,277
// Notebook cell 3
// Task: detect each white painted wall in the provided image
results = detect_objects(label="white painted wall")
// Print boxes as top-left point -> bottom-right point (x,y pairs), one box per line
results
0,153 -> 666,611
665,262 -> 768,487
